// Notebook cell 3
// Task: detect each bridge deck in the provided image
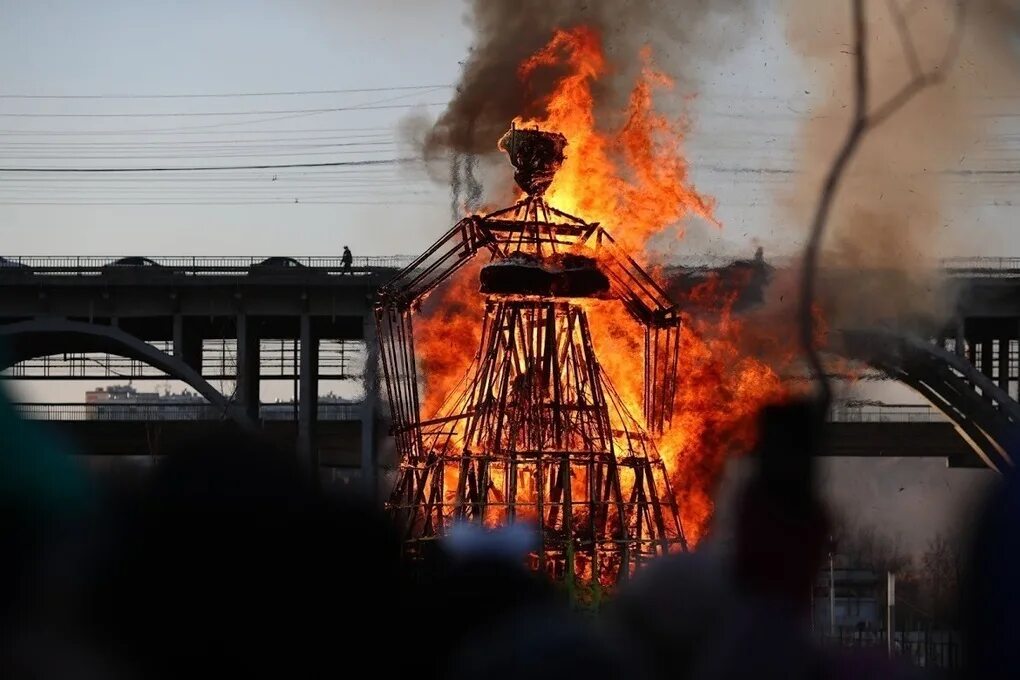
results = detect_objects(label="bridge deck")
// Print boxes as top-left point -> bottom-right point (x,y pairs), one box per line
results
0,255 -> 1013,474
12,401 -> 984,468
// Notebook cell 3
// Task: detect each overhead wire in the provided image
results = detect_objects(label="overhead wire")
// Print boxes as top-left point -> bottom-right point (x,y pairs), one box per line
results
0,101 -> 445,118
0,84 -> 453,100
0,158 -> 416,172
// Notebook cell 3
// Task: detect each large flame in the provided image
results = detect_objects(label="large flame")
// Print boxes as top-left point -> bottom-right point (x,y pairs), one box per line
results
516,26 -> 717,257
416,26 -> 789,543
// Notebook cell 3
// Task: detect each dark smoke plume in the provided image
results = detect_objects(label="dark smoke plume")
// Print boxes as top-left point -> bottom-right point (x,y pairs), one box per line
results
448,153 -> 484,220
424,0 -> 753,159
782,0 -> 1020,334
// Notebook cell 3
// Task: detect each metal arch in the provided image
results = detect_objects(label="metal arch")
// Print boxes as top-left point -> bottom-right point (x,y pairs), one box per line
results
0,318 -> 255,431
841,329 -> 1020,472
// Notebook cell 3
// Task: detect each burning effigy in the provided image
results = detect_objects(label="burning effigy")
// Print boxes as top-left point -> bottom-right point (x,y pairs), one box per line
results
378,26 -> 789,586
377,124 -> 687,585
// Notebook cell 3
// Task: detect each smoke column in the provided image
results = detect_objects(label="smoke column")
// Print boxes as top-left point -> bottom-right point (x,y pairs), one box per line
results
782,0 -> 1020,333
423,0 -> 752,162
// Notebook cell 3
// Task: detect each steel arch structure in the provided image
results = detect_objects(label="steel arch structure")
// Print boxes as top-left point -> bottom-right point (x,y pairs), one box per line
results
842,329 -> 1020,472
0,318 -> 253,430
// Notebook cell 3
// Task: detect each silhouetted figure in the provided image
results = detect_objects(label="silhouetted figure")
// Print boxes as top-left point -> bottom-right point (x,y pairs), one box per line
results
342,245 -> 353,273
89,429 -> 409,679
605,549 -> 733,680
965,471 -> 1020,679
412,524 -> 560,680
692,401 -> 921,679
444,603 -> 630,680
693,400 -> 831,680
0,381 -> 106,678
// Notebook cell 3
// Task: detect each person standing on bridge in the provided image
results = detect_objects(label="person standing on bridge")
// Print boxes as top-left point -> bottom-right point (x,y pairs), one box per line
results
342,246 -> 353,274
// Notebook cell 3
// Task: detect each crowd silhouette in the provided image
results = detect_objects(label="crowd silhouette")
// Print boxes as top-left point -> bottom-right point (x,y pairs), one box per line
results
1,392 -> 1015,679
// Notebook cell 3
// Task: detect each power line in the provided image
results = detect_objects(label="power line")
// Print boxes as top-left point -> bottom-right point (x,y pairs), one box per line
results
0,149 -> 401,161
0,200 -> 444,206
0,88 -> 445,133
0,101 -> 445,118
0,134 -> 396,147
17,105 -> 432,134
0,85 -> 453,100
0,158 -> 416,172
0,126 -> 396,137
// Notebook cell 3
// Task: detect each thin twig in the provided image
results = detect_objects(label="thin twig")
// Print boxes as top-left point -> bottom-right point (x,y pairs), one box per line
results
798,0 -> 966,408
799,0 -> 867,409
887,0 -> 923,78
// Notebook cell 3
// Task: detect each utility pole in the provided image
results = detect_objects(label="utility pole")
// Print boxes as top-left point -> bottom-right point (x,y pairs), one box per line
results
887,571 -> 896,658
829,552 -> 836,636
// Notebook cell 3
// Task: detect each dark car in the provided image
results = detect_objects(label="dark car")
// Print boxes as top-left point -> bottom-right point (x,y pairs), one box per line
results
248,257 -> 323,277
99,256 -> 168,279
103,256 -> 163,268
250,256 -> 306,270
0,257 -> 32,275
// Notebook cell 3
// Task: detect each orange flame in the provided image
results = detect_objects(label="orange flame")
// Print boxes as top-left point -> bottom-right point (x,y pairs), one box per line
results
416,26 -> 792,543
517,26 -> 717,257
416,260 -> 483,420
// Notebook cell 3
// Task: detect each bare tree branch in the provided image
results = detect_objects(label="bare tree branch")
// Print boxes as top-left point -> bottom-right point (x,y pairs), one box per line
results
887,0 -> 923,78
798,0 -> 966,408
870,0 -> 967,126
799,0 -> 867,409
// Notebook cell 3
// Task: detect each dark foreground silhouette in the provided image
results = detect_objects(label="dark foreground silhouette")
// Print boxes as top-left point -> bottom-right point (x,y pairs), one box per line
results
0,397 -> 1014,679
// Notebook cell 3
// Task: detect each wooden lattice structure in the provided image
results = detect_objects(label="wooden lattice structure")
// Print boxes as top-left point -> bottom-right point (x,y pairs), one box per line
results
376,127 -> 687,583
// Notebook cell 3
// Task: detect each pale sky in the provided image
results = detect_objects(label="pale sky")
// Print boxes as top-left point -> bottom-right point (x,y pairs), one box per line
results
0,0 -> 1006,555
0,0 -> 829,258
1,1 -> 1013,257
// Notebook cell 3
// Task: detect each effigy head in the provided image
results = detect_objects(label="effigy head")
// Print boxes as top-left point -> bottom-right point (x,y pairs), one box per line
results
498,126 -> 567,197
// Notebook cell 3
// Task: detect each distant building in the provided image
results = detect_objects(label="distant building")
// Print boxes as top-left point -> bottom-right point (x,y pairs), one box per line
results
85,384 -> 206,420
84,384 -> 357,420
812,562 -> 884,632
261,392 -> 358,420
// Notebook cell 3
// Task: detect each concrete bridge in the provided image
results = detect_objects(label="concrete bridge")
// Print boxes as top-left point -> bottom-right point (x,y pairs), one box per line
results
0,254 -> 404,489
0,254 -> 1017,483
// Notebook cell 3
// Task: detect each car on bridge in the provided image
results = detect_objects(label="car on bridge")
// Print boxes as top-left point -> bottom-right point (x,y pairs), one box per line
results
247,256 -> 328,277
0,257 -> 32,274
98,256 -> 173,280
102,256 -> 163,269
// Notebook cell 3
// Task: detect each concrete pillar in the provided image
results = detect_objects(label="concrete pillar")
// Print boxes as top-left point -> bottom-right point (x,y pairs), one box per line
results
299,314 -> 319,481
981,340 -> 993,379
887,572 -> 896,658
173,314 -> 203,372
999,335 -> 1011,393
236,313 -> 260,422
362,314 -> 380,501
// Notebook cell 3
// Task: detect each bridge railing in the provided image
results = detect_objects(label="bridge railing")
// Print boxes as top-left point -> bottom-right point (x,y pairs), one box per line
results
1,339 -> 363,380
17,400 -> 945,424
941,256 -> 1020,275
12,401 -> 361,422
829,403 -> 949,423
5,254 -> 1020,276
0,255 -> 415,276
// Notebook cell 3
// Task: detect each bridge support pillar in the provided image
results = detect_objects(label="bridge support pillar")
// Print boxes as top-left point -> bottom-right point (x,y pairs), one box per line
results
361,313 -> 379,502
999,335 -> 1011,393
299,314 -> 319,483
981,339 -> 992,379
173,315 -> 203,372
236,314 -> 260,422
